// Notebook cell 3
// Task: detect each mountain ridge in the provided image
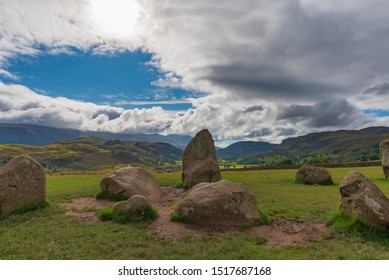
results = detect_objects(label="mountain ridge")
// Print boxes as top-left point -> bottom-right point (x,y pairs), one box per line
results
0,123 -> 191,149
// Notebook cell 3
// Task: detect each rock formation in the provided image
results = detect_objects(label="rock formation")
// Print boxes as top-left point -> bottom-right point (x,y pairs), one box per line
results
0,155 -> 46,213
295,165 -> 333,185
175,180 -> 259,226
339,171 -> 389,228
181,129 -> 221,188
380,139 -> 389,178
100,167 -> 161,201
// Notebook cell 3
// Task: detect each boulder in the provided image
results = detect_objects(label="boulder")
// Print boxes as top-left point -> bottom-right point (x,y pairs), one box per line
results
339,171 -> 389,228
100,167 -> 161,201
0,155 -> 46,213
112,195 -> 152,214
181,129 -> 221,188
175,180 -> 260,226
380,139 -> 389,178
295,165 -> 333,185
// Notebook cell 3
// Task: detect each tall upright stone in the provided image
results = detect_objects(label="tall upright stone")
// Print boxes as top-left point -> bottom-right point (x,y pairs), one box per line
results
380,139 -> 389,178
0,155 -> 46,213
182,129 -> 221,188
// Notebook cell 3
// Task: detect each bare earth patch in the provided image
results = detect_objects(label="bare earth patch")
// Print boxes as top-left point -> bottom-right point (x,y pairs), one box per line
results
148,187 -> 329,246
60,188 -> 329,246
60,197 -> 112,223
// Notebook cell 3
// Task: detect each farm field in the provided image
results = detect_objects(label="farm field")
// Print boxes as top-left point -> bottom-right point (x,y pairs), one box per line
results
1,166 -> 389,260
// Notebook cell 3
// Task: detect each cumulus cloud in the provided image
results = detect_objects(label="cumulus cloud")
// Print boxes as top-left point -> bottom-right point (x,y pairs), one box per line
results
0,81 -> 173,134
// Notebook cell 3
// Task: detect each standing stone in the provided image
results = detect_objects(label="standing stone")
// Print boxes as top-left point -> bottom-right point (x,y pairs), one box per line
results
0,155 -> 46,213
181,129 -> 221,188
380,139 -> 389,178
100,167 -> 161,201
175,180 -> 260,226
295,165 -> 333,185
339,171 -> 389,228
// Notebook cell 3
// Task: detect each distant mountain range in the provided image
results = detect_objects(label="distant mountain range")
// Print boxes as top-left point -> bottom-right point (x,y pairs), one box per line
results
259,126 -> 389,163
0,123 -> 191,149
2,123 -> 389,165
217,141 -> 279,159
0,137 -> 182,171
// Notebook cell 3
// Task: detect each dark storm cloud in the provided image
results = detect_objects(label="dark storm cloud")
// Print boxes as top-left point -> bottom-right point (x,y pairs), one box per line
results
364,82 -> 389,96
276,127 -> 297,136
246,128 -> 272,138
244,105 -> 264,113
277,99 -> 363,128
204,64 -> 343,101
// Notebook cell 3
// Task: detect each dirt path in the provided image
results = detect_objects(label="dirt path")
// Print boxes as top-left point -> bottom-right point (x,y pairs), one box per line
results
61,187 -> 329,246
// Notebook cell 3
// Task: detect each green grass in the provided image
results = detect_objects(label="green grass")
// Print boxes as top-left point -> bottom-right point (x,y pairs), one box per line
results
2,166 -> 389,259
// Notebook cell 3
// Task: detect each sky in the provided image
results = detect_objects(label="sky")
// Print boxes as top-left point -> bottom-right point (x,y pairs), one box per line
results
1,0 -> 389,146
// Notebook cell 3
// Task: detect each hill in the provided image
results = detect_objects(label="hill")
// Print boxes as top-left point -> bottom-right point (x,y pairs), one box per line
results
0,123 -> 191,149
0,137 -> 183,171
217,141 -> 278,159
240,126 -> 389,165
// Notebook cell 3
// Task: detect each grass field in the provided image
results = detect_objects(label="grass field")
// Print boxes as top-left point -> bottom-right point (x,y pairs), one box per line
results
1,166 -> 389,259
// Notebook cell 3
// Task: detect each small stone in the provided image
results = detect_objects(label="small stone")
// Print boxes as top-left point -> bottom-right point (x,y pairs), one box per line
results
112,195 -> 152,215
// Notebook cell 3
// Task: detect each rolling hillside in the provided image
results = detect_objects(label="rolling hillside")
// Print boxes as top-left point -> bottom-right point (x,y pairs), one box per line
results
217,141 -> 278,159
0,137 -> 183,171
266,126 -> 389,162
0,123 -> 191,149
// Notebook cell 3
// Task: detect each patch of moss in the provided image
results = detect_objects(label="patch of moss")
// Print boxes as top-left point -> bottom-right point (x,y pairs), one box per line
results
170,211 -> 192,223
97,206 -> 158,224
95,191 -> 128,201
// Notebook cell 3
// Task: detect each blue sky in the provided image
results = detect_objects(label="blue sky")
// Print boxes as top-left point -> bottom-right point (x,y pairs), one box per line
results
1,0 -> 389,143
3,49 -> 196,110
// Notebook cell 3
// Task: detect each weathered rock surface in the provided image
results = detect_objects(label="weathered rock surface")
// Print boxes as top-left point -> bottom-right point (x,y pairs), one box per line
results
112,195 -> 152,214
175,180 -> 259,226
380,139 -> 389,178
100,167 -> 161,201
181,129 -> 221,188
295,165 -> 333,185
0,155 -> 46,213
339,171 -> 389,228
